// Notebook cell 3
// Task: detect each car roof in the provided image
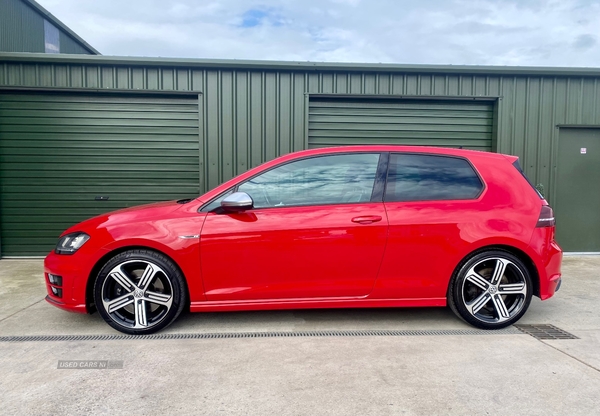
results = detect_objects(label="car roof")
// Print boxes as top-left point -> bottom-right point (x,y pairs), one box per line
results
275,145 -> 510,162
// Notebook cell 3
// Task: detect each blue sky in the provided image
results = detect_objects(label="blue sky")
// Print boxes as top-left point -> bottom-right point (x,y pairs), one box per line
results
240,8 -> 285,28
37,0 -> 600,67
240,9 -> 269,28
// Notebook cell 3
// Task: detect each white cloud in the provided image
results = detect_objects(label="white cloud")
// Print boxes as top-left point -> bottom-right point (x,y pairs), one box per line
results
37,0 -> 600,67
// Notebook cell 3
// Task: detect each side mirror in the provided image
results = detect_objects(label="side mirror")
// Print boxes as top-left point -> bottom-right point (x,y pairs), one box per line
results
221,192 -> 253,211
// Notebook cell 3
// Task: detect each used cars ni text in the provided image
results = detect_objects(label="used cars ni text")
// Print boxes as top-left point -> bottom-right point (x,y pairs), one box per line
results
44,146 -> 562,334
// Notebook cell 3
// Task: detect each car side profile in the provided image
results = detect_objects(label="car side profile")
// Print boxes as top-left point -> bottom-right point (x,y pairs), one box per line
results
44,146 -> 562,335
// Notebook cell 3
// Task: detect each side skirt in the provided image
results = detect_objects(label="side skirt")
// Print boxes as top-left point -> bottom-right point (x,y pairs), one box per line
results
190,297 -> 447,313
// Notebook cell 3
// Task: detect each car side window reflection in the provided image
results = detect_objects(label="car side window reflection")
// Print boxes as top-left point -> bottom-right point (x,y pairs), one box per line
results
385,153 -> 483,202
238,153 -> 380,209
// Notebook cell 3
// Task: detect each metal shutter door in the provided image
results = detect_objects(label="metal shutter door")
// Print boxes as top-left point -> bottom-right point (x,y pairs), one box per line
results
0,93 -> 199,256
308,98 -> 494,150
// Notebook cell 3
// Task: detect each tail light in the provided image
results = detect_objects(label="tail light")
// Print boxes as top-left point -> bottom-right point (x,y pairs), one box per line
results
536,205 -> 555,227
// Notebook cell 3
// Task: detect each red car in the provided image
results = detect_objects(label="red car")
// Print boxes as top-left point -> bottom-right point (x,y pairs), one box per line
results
44,146 -> 562,335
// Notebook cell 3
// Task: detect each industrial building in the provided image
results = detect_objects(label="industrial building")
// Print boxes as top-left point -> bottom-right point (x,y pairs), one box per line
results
0,0 -> 98,55
1,1 -> 599,255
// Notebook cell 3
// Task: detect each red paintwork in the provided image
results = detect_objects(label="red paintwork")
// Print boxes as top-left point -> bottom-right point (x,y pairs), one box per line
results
200,203 -> 387,300
43,146 -> 562,315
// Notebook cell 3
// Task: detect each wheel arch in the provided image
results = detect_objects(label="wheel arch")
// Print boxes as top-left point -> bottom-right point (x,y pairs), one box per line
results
85,245 -> 191,313
448,244 -> 540,298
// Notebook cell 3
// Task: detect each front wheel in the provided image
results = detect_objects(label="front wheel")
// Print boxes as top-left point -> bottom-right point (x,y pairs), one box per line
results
94,249 -> 187,335
448,250 -> 533,329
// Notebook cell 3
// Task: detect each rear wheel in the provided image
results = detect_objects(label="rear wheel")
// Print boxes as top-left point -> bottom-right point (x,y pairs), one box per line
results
448,250 -> 533,329
94,250 -> 187,335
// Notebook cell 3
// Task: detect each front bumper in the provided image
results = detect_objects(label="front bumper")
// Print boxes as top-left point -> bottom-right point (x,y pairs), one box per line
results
45,295 -> 87,313
44,250 -> 94,314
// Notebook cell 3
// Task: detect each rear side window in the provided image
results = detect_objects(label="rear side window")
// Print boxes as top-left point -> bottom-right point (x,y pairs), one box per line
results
512,159 -> 544,199
385,154 -> 483,202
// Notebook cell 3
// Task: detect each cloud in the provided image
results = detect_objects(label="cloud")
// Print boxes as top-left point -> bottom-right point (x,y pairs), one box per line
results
573,34 -> 596,49
36,0 -> 600,67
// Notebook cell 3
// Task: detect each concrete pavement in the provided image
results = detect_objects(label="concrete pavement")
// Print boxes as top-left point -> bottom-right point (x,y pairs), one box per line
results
0,256 -> 599,415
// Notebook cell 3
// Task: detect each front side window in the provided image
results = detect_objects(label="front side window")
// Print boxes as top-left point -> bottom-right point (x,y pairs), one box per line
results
385,153 -> 483,202
238,153 -> 380,209
200,189 -> 234,212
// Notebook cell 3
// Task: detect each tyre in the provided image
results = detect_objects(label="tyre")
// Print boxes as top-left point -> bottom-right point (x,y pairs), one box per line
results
93,249 -> 187,335
448,250 -> 533,329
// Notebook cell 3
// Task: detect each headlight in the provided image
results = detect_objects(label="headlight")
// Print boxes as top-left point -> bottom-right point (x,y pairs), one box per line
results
55,232 -> 90,255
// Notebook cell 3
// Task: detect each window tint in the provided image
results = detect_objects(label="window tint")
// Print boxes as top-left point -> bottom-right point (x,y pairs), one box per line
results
238,153 -> 380,209
385,154 -> 483,202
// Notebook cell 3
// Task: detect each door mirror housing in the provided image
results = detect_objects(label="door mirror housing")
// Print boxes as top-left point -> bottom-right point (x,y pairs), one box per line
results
221,192 -> 253,211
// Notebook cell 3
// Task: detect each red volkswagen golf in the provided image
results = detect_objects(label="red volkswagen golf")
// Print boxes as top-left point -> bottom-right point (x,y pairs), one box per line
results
44,146 -> 562,335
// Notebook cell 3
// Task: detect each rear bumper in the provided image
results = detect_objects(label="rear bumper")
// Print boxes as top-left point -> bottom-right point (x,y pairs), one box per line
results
541,271 -> 562,300
555,278 -> 562,292
529,229 -> 563,300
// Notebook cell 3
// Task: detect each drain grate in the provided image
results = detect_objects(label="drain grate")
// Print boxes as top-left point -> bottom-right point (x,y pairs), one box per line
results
0,327 -> 523,342
515,324 -> 579,340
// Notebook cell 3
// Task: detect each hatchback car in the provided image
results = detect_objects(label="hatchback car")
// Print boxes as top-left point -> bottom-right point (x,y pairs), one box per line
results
44,146 -> 562,334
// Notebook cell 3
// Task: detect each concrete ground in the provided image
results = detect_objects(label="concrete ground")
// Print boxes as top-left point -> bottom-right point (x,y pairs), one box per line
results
0,256 -> 599,415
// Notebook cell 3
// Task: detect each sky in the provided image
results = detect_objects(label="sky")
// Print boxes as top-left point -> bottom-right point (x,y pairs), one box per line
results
37,0 -> 600,67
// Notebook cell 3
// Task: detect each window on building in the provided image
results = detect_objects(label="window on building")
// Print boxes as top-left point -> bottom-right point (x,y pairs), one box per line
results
385,153 -> 483,202
44,20 -> 60,53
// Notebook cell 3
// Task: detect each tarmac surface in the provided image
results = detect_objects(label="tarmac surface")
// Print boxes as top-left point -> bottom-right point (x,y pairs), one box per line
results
0,256 -> 599,415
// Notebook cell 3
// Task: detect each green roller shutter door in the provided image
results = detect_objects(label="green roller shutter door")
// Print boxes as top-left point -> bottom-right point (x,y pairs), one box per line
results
308,98 -> 494,150
0,93 -> 200,256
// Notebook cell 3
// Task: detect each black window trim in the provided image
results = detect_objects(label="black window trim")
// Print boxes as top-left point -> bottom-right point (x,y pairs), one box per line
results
198,151 -> 384,212
512,159 -> 544,199
198,188 -> 235,213
370,152 -> 389,203
383,152 -> 486,203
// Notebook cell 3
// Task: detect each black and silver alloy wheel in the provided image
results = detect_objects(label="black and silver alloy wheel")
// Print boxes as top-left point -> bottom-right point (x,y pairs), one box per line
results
449,250 -> 533,329
94,250 -> 186,335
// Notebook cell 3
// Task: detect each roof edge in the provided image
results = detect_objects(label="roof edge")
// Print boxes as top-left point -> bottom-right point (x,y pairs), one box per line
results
2,52 -> 600,77
20,0 -> 100,55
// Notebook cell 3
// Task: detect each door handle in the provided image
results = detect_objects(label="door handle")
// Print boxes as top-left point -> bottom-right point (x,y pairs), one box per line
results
351,215 -> 382,224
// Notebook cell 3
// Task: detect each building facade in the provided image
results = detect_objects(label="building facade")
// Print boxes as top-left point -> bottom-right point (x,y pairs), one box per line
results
1,52 -> 599,255
0,0 -> 99,55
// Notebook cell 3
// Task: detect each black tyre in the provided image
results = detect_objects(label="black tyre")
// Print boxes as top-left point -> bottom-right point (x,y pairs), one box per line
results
448,250 -> 533,329
94,249 -> 187,335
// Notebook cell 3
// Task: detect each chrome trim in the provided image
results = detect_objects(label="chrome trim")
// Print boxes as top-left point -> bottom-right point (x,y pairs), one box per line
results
221,192 -> 253,208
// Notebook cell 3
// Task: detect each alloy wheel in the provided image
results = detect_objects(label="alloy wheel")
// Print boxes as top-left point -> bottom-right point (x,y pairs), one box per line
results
448,250 -> 533,329
100,259 -> 174,331
460,257 -> 528,324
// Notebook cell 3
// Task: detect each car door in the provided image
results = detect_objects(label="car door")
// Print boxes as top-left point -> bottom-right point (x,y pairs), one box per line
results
199,152 -> 388,301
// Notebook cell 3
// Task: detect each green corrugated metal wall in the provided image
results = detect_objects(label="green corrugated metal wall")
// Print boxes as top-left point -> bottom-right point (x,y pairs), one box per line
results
0,0 -> 95,54
0,92 -> 199,255
0,0 -> 45,53
308,98 -> 493,150
2,61 -> 600,206
58,32 -> 93,55
1,56 -> 600,253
